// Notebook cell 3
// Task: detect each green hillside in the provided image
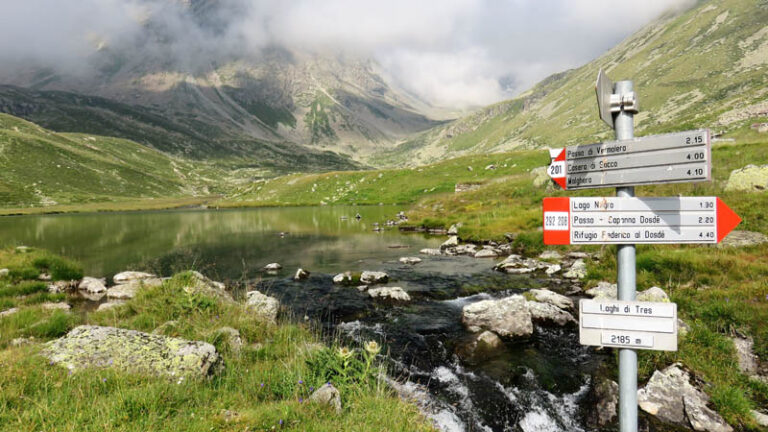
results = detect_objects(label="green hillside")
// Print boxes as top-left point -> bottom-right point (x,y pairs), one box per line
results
375,0 -> 768,166
0,113 -> 222,208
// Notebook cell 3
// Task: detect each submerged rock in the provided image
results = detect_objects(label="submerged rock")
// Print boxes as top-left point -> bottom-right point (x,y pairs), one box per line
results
309,383 -> 342,413
528,288 -> 573,310
245,290 -> 280,323
43,326 -> 223,378
399,257 -> 422,265
368,287 -> 410,302
462,295 -> 533,338
360,271 -> 388,285
638,363 -> 732,432
458,330 -> 504,361
113,271 -> 155,284
294,268 -> 310,280
526,301 -> 576,326
79,277 -> 107,293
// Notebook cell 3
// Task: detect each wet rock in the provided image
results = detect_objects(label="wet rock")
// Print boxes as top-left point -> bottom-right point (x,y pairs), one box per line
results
732,336 -> 758,375
215,327 -> 243,353
245,290 -> 280,324
637,286 -> 670,303
113,271 -> 155,284
96,302 -> 124,312
527,301 -> 576,326
399,257 -> 422,265
538,250 -> 563,261
333,272 -> 353,284
563,259 -> 587,279
264,263 -> 282,271
545,264 -> 561,276
719,230 -> 768,248
494,254 -> 546,274
462,295 -> 533,338
637,363 -> 732,432
48,280 -> 74,294
360,271 -> 388,285
528,288 -> 573,310
724,164 -> 768,192
474,249 -> 498,258
450,244 -> 477,256
419,248 -> 442,256
78,277 -> 106,293
107,278 -> 163,300
294,268 -> 310,280
586,281 -> 617,299
0,307 -> 19,318
440,236 -> 459,250
41,302 -> 71,312
368,287 -> 410,302
0,268 -> 8,278
43,325 -> 223,378
587,377 -> 619,427
309,383 -> 342,414
183,272 -> 233,303
447,224 -> 459,235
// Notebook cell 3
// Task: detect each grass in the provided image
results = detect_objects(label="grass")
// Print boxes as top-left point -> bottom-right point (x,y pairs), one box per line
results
0,253 -> 435,432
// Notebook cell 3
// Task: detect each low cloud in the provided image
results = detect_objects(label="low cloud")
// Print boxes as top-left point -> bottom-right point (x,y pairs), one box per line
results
0,0 -> 696,109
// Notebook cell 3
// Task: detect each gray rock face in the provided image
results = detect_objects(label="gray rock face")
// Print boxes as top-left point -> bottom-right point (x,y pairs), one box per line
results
563,259 -> 587,279
494,255 -> 546,274
183,272 -> 232,303
294,268 -> 310,280
719,230 -> 768,248
462,295 -> 533,338
368,287 -> 410,302
43,325 -> 223,379
360,271 -> 388,285
528,289 -> 573,310
113,271 -> 155,284
309,383 -> 342,413
637,364 -> 732,432
636,286 -> 670,302
399,257 -> 422,265
527,301 -> 576,326
419,248 -> 443,256
107,278 -> 163,300
474,249 -> 498,258
732,336 -> 758,375
724,164 -> 768,192
440,236 -> 459,250
586,281 -> 617,299
79,277 -> 107,293
245,290 -> 280,324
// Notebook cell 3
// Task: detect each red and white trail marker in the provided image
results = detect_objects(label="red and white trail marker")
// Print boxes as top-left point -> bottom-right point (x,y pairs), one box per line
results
543,196 -> 741,245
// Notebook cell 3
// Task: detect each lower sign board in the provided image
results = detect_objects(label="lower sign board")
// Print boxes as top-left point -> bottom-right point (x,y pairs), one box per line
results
579,299 -> 678,351
543,196 -> 741,245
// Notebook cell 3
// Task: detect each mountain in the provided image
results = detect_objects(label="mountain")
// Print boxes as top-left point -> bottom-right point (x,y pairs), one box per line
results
0,2 -> 442,170
376,0 -> 768,166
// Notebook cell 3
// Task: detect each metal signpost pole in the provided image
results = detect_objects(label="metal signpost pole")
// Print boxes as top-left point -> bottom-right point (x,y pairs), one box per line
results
614,80 -> 637,432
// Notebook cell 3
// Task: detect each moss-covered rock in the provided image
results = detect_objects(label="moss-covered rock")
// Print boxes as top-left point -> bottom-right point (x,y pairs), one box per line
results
42,325 -> 223,379
724,164 -> 768,192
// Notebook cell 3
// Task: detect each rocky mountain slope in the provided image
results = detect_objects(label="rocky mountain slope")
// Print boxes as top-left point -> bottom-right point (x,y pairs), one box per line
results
376,0 -> 768,166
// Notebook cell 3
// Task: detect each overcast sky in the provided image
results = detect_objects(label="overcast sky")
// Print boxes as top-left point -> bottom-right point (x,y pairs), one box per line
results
0,0 -> 695,109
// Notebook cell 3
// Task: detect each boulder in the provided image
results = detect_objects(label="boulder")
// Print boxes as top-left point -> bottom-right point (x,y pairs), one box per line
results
545,264 -> 561,276
360,271 -> 388,285
333,272 -> 353,284
182,272 -> 233,303
399,257 -> 422,265
732,336 -> 758,375
245,290 -> 280,324
41,302 -> 71,312
528,288 -> 573,310
294,268 -> 310,280
113,271 -> 155,284
724,164 -> 768,192
527,301 -> 576,326
563,259 -> 587,279
719,230 -> 768,248
107,278 -> 163,300
309,383 -> 342,414
96,302 -> 124,312
474,249 -> 498,258
263,263 -> 282,271
43,325 -> 223,379
0,268 -> 8,278
637,363 -> 732,432
215,327 -> 243,353
538,250 -> 563,261
752,411 -> 768,427
419,248 -> 442,256
494,255 -> 546,274
637,286 -> 670,303
586,281 -> 617,299
462,295 -> 533,338
440,236 -> 459,250
368,287 -> 410,302
78,277 -> 107,293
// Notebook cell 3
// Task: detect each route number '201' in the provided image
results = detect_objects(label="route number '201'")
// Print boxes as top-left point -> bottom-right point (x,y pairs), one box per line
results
550,165 -> 562,175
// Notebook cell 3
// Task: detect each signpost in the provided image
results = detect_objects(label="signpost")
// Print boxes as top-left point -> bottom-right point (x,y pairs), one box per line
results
579,299 -> 678,352
541,69 -> 742,432
547,129 -> 711,190
542,196 -> 742,245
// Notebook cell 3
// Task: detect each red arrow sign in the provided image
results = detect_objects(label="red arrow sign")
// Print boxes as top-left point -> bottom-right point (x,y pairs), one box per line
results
543,197 -> 740,245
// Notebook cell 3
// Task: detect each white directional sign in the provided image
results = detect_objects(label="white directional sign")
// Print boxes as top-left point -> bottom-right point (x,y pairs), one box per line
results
579,299 -> 678,351
547,129 -> 711,190
543,196 -> 741,245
